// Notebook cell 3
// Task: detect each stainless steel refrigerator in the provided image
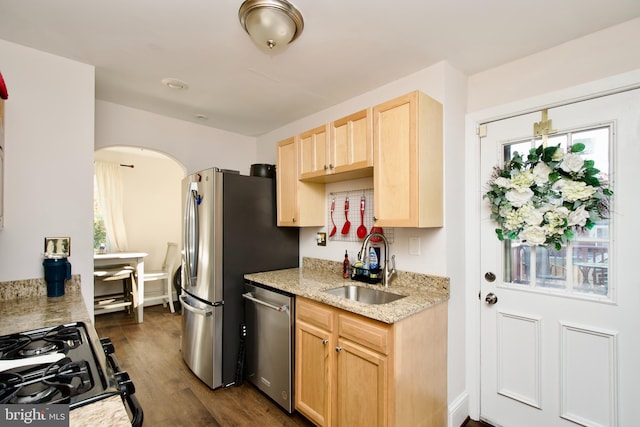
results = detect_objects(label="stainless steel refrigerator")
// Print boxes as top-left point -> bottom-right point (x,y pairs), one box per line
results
180,167 -> 299,389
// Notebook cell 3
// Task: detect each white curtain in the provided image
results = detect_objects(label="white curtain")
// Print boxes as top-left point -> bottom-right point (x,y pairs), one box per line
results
95,161 -> 129,252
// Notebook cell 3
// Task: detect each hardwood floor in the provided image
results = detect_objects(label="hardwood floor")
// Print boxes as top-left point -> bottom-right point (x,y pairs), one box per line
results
94,305 -> 313,427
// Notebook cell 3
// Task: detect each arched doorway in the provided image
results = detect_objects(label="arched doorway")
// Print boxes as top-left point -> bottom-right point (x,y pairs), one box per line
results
94,146 -> 185,308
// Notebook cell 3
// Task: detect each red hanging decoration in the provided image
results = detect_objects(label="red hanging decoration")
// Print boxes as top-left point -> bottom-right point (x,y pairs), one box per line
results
0,71 -> 8,100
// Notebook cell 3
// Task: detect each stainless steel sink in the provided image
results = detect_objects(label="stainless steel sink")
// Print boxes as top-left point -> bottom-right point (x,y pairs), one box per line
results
323,285 -> 405,305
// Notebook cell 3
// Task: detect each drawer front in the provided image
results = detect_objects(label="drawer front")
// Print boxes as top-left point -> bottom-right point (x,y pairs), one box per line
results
297,298 -> 334,331
338,313 -> 390,355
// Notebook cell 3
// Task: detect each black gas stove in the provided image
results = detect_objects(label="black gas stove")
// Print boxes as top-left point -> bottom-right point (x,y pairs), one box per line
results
0,322 -> 142,426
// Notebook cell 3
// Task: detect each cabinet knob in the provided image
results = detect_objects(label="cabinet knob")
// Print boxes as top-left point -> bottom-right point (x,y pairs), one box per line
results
322,339 -> 328,345
324,165 -> 328,170
335,346 -> 342,352
329,164 -> 334,169
292,217 -> 296,223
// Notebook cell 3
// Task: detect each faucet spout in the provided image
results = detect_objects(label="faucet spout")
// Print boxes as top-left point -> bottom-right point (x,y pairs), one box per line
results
358,232 -> 396,287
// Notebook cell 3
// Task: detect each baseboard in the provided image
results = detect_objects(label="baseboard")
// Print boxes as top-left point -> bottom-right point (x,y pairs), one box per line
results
448,391 -> 469,427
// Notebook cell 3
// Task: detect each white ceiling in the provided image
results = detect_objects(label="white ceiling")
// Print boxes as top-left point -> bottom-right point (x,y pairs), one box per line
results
1,0 -> 639,137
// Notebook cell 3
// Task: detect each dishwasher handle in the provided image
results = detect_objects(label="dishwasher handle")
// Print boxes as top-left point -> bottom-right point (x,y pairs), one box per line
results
179,295 -> 214,317
242,292 -> 289,314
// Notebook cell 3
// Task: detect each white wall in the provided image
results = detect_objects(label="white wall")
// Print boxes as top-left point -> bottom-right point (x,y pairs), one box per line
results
467,17 -> 640,113
0,39 -> 95,312
95,101 -> 258,176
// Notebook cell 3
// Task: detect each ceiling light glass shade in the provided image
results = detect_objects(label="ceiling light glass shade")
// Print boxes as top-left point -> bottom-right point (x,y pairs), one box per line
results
239,0 -> 304,54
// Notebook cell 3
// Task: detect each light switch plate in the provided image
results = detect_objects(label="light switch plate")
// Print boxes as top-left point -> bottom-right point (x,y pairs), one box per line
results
409,237 -> 420,255
316,232 -> 327,246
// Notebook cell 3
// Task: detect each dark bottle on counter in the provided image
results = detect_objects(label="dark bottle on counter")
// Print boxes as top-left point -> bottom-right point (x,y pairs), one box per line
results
343,250 -> 350,279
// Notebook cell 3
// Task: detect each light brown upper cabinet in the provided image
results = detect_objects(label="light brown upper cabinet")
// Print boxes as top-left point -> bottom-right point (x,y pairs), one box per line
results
372,91 -> 443,228
299,124 -> 330,181
330,108 -> 373,178
299,109 -> 374,184
276,137 -> 324,227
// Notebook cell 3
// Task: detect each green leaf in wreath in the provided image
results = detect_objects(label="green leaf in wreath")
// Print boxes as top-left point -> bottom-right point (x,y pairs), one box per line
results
571,143 -> 586,153
554,242 -> 562,251
603,188 -> 614,196
584,167 -> 600,177
495,229 -> 504,241
584,175 -> 600,186
584,159 -> 595,169
542,145 -> 559,162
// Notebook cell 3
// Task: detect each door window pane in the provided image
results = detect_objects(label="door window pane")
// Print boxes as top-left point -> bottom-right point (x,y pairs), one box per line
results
501,126 -> 611,299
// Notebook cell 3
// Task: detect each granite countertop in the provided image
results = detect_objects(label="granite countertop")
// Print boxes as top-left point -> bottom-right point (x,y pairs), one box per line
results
0,277 -> 131,427
244,257 -> 450,324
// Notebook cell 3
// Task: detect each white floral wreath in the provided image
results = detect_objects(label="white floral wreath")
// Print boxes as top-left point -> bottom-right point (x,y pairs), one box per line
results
484,143 -> 612,249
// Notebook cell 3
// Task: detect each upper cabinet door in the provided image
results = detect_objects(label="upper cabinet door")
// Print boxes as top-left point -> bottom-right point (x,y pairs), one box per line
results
276,136 -> 325,227
330,108 -> 373,175
276,137 -> 299,226
372,91 -> 443,228
299,124 -> 330,180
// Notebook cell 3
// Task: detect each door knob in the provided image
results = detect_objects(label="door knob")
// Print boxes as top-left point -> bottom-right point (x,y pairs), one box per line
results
485,293 -> 498,305
484,272 -> 496,282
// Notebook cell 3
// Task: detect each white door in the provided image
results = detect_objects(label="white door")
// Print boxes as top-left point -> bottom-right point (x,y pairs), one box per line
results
480,88 -> 640,427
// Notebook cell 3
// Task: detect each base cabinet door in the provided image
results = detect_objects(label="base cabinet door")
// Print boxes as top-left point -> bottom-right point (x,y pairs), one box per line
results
336,338 -> 388,427
295,321 -> 333,425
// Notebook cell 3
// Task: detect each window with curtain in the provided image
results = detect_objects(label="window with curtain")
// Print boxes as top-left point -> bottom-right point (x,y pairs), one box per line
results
94,161 -> 129,253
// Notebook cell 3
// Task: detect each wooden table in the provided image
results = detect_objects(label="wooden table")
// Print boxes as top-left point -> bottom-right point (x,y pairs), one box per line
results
94,252 -> 148,322
574,261 -> 608,286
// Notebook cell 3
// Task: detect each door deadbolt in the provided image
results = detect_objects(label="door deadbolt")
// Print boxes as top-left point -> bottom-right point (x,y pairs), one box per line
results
485,293 -> 498,305
484,272 -> 496,282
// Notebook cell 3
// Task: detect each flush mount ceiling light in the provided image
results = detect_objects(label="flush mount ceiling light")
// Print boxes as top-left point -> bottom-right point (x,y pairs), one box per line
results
238,0 -> 304,54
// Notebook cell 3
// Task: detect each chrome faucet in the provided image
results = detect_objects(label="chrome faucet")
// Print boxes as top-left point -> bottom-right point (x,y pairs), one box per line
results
358,232 -> 396,287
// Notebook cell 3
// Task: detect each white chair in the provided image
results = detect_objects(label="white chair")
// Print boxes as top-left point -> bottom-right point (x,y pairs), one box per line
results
142,242 -> 179,313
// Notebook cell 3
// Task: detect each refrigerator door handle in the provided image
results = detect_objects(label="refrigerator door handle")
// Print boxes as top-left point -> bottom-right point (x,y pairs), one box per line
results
183,182 -> 200,287
242,292 -> 290,314
179,295 -> 214,317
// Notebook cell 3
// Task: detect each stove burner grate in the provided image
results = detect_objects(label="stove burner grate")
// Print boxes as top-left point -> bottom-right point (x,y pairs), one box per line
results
0,357 -> 92,405
18,341 -> 58,357
0,334 -> 31,359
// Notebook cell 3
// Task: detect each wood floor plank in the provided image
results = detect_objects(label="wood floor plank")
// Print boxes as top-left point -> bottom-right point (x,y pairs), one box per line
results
95,305 -> 313,426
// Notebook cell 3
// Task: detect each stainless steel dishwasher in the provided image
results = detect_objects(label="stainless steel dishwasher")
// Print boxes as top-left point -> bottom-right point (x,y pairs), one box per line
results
242,282 -> 295,413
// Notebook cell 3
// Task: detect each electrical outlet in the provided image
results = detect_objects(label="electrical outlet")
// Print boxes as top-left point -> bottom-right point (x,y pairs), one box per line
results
316,232 -> 327,246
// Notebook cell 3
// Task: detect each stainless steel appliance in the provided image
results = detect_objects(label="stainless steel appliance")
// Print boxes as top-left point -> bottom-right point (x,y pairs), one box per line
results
242,282 -> 295,413
180,168 -> 299,389
0,322 -> 143,426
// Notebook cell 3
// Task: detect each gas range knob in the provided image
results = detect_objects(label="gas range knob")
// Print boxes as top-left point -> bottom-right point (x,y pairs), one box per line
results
100,337 -> 115,355
118,378 -> 136,395
115,371 -> 131,384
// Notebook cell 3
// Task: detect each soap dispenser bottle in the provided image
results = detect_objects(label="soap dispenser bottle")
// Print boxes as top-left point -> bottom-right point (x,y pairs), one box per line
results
368,246 -> 379,272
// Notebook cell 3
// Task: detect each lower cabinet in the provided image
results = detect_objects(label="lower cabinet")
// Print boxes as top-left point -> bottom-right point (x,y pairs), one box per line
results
295,297 -> 447,427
